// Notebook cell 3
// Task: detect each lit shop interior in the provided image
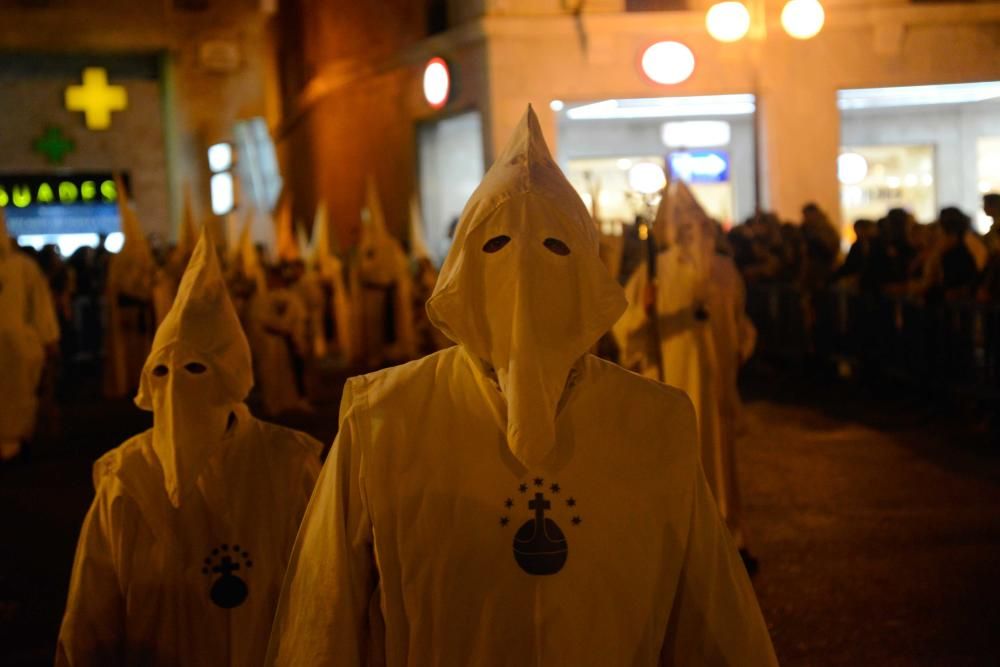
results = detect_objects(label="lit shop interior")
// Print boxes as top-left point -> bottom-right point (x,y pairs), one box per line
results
838,80 -> 1000,234
554,94 -> 758,236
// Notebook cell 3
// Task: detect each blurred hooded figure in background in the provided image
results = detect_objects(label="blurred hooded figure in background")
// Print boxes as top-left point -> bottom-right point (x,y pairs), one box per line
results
0,209 -> 60,461
353,177 -> 417,367
615,184 -> 757,562
104,178 -> 156,398
57,229 -> 322,667
266,107 -> 776,666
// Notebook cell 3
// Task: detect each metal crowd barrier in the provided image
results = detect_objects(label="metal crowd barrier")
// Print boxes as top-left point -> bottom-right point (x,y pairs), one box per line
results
746,284 -> 1000,401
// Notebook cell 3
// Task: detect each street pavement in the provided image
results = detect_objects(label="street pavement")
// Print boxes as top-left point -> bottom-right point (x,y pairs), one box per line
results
1,372 -> 997,665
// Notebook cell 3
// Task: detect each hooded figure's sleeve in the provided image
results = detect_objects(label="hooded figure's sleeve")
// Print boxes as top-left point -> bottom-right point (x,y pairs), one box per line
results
266,377 -> 379,666
659,457 -> 778,666
56,481 -> 131,667
612,264 -> 656,372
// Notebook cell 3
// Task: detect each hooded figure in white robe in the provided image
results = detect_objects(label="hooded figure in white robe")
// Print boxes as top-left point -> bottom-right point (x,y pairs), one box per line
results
154,186 -> 199,325
0,210 -> 60,460
706,248 -> 757,552
247,269 -> 312,417
614,184 -> 754,552
302,201 -> 355,362
266,106 -> 777,666
353,178 -> 417,367
408,194 -> 451,353
104,178 -> 156,398
57,229 -> 322,667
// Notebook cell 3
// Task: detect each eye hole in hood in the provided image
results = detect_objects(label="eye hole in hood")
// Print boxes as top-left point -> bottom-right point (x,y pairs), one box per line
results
184,362 -> 208,375
543,237 -> 571,256
482,235 -> 511,253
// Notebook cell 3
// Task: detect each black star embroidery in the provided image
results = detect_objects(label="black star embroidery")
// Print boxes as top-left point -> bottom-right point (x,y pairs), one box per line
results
572,516 -> 582,526
504,498 -> 514,509
550,483 -> 561,494
518,483 -> 528,494
567,498 -> 576,508
533,477 -> 544,487
500,516 -> 510,527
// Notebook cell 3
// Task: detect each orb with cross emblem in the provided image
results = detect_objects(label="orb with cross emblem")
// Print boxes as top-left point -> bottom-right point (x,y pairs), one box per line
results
512,486 -> 569,576
202,543 -> 253,609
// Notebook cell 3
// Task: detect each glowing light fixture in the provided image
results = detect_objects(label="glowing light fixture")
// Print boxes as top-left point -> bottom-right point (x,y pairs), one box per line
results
423,57 -> 451,109
661,120 -> 731,148
837,153 -> 868,185
566,95 -> 755,120
640,41 -> 695,86
104,231 -> 125,253
208,143 -> 233,173
706,2 -> 751,43
781,0 -> 825,40
65,68 -> 128,131
628,162 -> 667,194
550,100 -> 565,112
211,172 -> 235,216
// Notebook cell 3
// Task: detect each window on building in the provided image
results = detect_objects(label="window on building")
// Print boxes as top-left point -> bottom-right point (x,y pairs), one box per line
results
626,0 -> 689,11
427,0 -> 449,35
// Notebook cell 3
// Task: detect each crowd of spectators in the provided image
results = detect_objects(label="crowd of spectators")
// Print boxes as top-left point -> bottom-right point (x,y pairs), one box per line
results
729,194 -> 1000,305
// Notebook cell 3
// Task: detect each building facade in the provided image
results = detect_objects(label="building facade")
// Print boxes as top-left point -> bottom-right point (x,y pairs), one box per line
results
0,0 -> 279,250
277,0 -> 1000,258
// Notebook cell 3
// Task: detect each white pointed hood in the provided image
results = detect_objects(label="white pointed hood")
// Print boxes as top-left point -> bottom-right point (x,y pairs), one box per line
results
360,176 -> 403,285
177,184 -> 198,258
409,194 -> 432,262
114,174 -> 154,269
654,179 -> 714,285
135,228 -> 253,506
427,105 -> 627,469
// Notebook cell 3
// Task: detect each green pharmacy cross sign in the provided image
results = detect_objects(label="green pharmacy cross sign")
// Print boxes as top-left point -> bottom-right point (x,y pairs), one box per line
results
33,126 -> 75,165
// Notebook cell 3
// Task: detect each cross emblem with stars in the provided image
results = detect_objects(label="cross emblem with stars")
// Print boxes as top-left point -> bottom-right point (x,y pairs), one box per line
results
212,554 -> 241,577
65,67 -> 128,131
33,126 -> 75,164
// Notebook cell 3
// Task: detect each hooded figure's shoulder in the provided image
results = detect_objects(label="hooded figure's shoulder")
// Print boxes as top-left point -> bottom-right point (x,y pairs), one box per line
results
248,415 -> 324,462
92,430 -> 157,493
344,346 -> 462,412
578,354 -> 699,434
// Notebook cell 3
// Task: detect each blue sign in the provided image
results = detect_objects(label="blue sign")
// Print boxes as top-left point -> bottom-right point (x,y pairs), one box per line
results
1,172 -> 125,237
668,150 -> 730,184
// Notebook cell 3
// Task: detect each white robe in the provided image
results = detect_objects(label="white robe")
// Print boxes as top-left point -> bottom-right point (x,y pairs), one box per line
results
705,254 -> 757,548
56,405 -> 321,667
615,247 -> 722,461
248,288 -> 310,416
0,249 -> 59,444
266,349 -> 776,666
268,107 -> 775,666
104,253 -> 155,398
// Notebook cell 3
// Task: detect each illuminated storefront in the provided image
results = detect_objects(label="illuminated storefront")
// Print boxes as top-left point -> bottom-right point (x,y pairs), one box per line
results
392,0 -> 1000,255
0,2 -> 279,254
838,82 -> 1000,231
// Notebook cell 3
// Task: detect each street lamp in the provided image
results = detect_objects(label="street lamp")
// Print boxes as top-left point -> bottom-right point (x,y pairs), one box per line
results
705,1 -> 825,42
640,41 -> 696,85
781,0 -> 825,40
706,2 -> 751,43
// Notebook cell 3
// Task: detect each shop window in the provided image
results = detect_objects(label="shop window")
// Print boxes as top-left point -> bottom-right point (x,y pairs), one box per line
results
976,137 -> 1000,233
839,145 -> 936,226
627,0 -> 689,10
427,0 -> 448,35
